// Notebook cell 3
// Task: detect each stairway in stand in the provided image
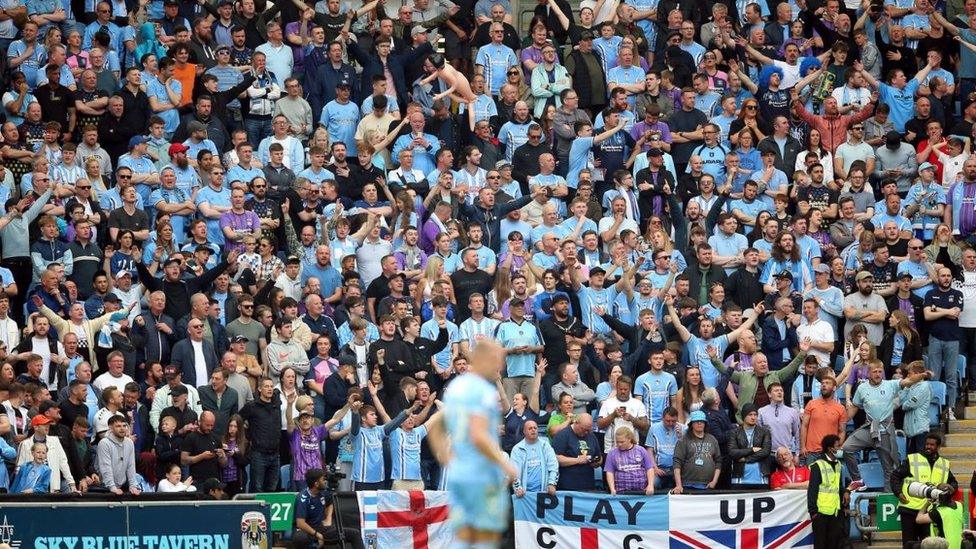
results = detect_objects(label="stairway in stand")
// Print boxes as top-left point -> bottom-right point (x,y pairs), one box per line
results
865,391 -> 976,548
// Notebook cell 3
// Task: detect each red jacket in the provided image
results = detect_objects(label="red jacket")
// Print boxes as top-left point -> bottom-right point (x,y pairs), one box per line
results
793,101 -> 875,153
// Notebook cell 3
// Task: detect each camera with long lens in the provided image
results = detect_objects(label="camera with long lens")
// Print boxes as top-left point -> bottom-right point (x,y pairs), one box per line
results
906,481 -> 946,501
326,463 -> 346,491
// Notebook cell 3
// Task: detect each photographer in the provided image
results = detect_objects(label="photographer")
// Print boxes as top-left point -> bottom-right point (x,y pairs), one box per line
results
916,486 -> 966,549
890,433 -> 958,548
293,468 -> 364,549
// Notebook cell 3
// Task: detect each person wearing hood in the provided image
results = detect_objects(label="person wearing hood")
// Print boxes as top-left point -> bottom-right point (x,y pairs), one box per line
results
135,23 -> 168,69
96,415 -> 141,494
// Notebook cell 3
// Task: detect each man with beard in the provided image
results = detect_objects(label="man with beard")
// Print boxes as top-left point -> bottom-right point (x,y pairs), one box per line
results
923,267 -> 965,418
889,432 -> 958,546
150,167 -> 195,246
843,271 -> 890,345
538,294 -> 588,372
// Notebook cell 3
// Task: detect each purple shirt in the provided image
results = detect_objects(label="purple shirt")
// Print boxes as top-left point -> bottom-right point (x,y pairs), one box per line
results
630,121 -> 673,151
394,248 -> 428,271
519,45 -> 544,78
289,424 -> 329,481
420,219 -> 443,254
284,22 -> 307,69
219,210 -> 261,253
604,444 -> 653,492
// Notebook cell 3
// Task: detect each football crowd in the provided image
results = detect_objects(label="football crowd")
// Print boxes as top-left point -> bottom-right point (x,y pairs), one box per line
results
0,0 -> 974,545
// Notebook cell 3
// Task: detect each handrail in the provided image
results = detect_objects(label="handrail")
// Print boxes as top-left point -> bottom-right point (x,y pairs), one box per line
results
851,491 -> 884,534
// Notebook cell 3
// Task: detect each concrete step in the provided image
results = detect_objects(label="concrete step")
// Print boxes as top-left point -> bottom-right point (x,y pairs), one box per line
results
942,433 -> 976,447
964,406 -> 976,419
867,530 -> 902,548
947,419 -> 976,432
938,445 -> 976,457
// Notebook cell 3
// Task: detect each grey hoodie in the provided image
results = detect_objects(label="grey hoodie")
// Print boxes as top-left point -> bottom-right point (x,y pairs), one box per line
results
96,434 -> 137,490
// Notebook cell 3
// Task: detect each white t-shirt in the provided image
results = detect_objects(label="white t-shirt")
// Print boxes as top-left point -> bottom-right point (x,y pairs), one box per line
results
955,269 -> 976,328
797,318 -> 835,368
93,372 -> 135,393
191,340 -> 208,388
597,395 -> 648,450
32,336 -> 65,390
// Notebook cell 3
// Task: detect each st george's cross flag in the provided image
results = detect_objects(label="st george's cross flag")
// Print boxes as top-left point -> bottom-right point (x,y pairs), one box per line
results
358,490 -> 452,549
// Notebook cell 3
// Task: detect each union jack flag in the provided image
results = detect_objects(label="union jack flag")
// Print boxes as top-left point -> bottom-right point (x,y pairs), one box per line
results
669,520 -> 813,549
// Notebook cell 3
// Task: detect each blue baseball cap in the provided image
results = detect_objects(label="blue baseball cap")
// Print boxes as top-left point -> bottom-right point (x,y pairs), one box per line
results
688,410 -> 707,424
128,135 -> 149,149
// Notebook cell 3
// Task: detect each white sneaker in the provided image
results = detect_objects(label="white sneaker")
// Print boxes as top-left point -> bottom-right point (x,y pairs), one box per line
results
948,409 -> 957,421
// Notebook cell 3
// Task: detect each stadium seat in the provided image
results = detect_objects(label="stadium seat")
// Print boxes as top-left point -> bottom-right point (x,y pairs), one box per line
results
958,356 -> 968,404
896,431 -> 907,461
280,464 -> 292,492
857,462 -> 885,490
930,381 -> 947,430
834,355 -> 845,375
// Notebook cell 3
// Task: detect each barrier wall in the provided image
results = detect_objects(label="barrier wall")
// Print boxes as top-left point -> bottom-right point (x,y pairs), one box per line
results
345,489 -> 813,549
0,500 -> 272,549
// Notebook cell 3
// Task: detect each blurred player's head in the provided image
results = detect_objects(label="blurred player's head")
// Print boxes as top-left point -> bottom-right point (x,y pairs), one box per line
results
469,340 -> 505,379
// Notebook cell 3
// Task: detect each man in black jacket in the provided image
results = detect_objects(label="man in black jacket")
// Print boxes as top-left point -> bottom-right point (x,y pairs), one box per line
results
458,187 -> 542,253
682,243 -> 727,306
130,290 -> 177,367
511,124 -> 549,186
136,248 -> 238,322
240,378 -> 283,492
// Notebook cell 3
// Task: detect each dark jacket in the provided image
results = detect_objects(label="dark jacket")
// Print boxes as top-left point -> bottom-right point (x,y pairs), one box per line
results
533,0 -> 575,44
129,310 -> 177,367
757,134 -> 803,175
884,293 -> 927,343
727,423 -> 773,479
67,239 -> 105,300
125,403 -> 154,453
136,259 -> 230,321
14,331 -> 63,384
511,140 -> 551,186
682,259 -> 728,306
878,326 -> 924,375
239,391 -> 283,454
170,338 -> 219,386
198,385 -> 240,436
98,112 -> 138,169
725,267 -> 765,312
173,113 -> 230,154
154,432 -> 183,480
704,406 -> 733,456
346,40 -> 433,110
176,315 -> 229,358
458,195 -> 535,253
761,315 -> 800,372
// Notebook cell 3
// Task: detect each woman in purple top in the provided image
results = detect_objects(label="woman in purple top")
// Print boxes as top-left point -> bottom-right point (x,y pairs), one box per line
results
604,426 -> 655,496
287,397 -> 353,491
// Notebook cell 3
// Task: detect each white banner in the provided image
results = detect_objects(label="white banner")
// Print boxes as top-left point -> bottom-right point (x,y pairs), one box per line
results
512,490 -> 813,549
